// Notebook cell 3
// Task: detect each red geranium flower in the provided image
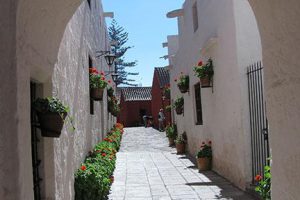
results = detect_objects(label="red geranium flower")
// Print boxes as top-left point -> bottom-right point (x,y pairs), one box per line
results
208,141 -> 212,145
108,80 -> 111,84
81,165 -> 87,171
255,175 -> 262,182
174,79 -> 177,82
198,61 -> 203,66
102,153 -> 106,157
100,71 -> 105,75
101,77 -> 105,80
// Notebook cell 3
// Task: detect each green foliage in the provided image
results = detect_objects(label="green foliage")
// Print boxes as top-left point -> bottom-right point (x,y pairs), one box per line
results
175,134 -> 185,144
196,142 -> 212,158
165,105 -> 172,112
107,87 -> 114,97
74,125 -> 124,200
89,73 -> 108,89
108,96 -> 120,116
165,124 -> 177,139
33,97 -> 69,114
173,97 -> 184,109
255,161 -> 271,200
109,20 -> 138,86
177,74 -> 189,88
193,58 -> 214,79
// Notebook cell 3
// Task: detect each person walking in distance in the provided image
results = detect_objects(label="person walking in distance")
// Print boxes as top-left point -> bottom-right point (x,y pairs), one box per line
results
158,108 -> 165,131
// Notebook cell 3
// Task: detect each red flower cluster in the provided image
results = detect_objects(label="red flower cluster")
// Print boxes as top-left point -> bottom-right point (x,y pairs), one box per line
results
102,153 -> 106,157
255,174 -> 262,182
89,67 -> 98,74
104,138 -> 113,143
197,61 -> 203,66
81,165 -> 87,171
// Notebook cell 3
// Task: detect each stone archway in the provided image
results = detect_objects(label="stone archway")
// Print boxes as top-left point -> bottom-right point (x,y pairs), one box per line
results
246,1 -> 300,199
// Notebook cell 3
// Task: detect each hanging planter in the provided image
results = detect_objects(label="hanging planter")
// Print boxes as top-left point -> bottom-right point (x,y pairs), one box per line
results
108,95 -> 120,117
175,107 -> 183,115
90,88 -> 104,101
33,97 -> 75,138
37,112 -> 67,137
174,97 -> 184,115
176,74 -> 189,93
107,87 -> 114,98
163,84 -> 171,99
89,67 -> 108,101
194,59 -> 214,88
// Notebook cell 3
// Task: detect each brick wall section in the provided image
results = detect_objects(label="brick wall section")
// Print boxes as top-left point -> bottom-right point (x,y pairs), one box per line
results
119,94 -> 152,127
151,71 -> 171,129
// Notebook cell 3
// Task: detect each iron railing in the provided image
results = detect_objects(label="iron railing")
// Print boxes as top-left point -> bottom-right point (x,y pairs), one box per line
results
247,61 -> 270,183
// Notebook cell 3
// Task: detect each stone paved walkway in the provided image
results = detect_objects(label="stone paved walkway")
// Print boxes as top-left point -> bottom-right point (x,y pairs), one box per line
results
109,127 -> 256,200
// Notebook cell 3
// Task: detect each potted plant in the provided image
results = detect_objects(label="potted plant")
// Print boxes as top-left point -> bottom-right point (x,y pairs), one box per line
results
33,97 -> 74,137
165,105 -> 172,113
173,97 -> 184,115
176,73 -> 189,93
163,84 -> 171,99
165,124 -> 177,146
175,134 -> 186,154
196,141 -> 212,171
193,59 -> 214,88
89,67 -> 108,101
255,159 -> 271,200
107,87 -> 114,98
108,96 -> 120,117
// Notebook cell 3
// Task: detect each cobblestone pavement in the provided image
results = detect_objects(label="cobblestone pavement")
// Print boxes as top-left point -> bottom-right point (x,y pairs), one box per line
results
109,127 -> 256,200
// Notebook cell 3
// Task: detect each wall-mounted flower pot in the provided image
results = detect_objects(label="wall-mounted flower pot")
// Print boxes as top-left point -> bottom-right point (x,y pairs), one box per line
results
197,157 -> 212,171
175,107 -> 183,115
37,112 -> 67,137
90,88 -> 104,101
176,143 -> 185,154
168,138 -> 175,146
178,84 -> 189,93
200,76 -> 212,88
164,91 -> 171,99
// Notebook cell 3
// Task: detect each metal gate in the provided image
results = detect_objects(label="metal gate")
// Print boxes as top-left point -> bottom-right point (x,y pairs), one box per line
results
247,62 -> 270,183
30,82 -> 42,200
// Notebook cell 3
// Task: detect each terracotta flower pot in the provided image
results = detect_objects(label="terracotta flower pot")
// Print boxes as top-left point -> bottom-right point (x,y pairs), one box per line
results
178,84 -> 189,93
197,157 -> 212,171
168,138 -> 175,146
37,112 -> 67,137
200,76 -> 211,88
176,143 -> 185,154
175,107 -> 183,115
90,88 -> 104,101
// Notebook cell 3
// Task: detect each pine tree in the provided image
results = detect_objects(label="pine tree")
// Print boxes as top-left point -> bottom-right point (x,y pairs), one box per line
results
108,20 -> 138,86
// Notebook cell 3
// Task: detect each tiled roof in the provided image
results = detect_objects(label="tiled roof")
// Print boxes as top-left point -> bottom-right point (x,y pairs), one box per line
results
120,87 -> 152,101
155,67 -> 170,88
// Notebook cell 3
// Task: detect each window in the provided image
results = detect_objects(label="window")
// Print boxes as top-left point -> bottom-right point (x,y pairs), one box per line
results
194,83 -> 203,125
87,0 -> 91,9
192,2 -> 199,32
89,56 -> 94,115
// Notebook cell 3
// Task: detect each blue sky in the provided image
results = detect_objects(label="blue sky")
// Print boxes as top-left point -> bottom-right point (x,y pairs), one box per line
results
102,0 -> 184,86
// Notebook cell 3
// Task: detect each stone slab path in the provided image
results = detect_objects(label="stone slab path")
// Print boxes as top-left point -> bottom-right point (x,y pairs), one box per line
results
109,127 -> 256,200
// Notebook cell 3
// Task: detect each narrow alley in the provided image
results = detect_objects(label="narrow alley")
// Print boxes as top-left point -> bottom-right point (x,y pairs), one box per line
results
109,127 -> 255,200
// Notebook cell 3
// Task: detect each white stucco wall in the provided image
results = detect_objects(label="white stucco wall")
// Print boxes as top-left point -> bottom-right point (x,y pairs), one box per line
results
0,0 -> 115,199
169,0 -> 262,189
248,1 -> 300,199
46,1 -> 115,199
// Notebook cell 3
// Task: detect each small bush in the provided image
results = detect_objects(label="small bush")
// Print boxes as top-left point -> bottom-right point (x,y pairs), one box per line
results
74,124 -> 124,200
